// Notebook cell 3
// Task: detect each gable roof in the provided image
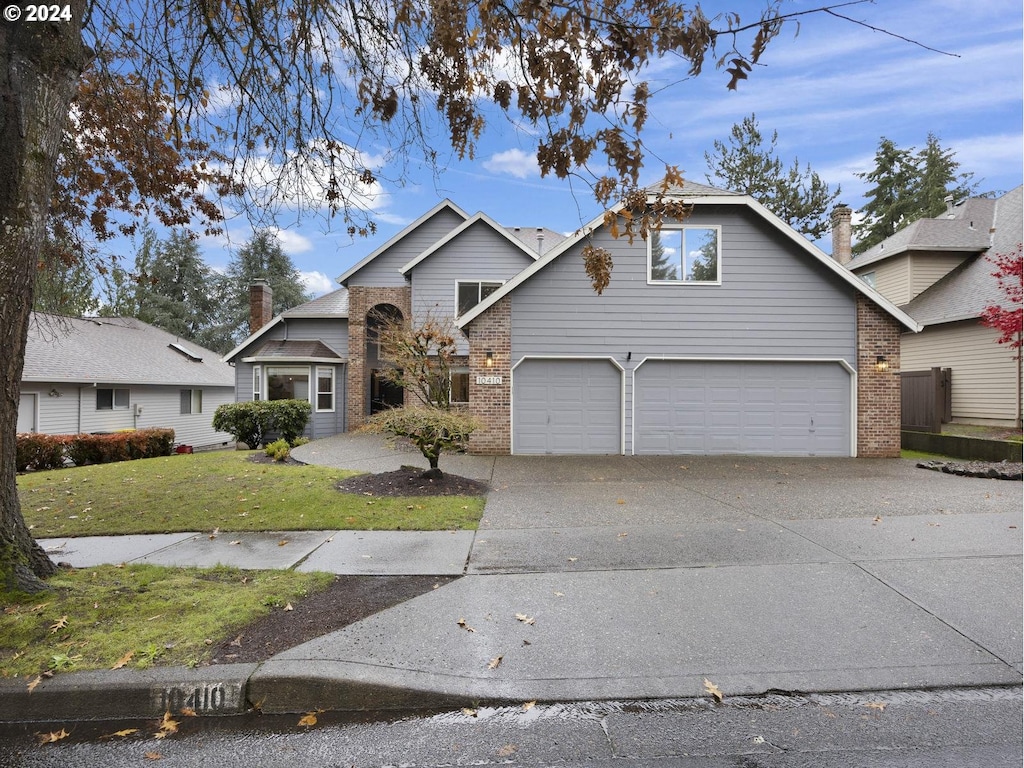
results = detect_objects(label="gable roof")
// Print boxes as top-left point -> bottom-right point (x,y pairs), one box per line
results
847,196 -> 998,271
24,314 -> 234,387
398,211 -> 547,274
241,339 -> 346,364
902,185 -> 1023,326
221,287 -> 350,363
456,179 -> 920,332
336,199 -> 469,285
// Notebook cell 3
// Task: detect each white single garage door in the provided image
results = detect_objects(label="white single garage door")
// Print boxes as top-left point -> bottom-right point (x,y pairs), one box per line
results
513,359 -> 621,454
634,360 -> 851,456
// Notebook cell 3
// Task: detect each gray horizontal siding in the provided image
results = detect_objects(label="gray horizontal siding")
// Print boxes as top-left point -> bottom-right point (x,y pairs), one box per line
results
412,220 -> 536,354
347,207 -> 466,287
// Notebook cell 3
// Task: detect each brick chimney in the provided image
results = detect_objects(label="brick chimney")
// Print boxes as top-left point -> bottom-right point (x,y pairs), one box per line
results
249,279 -> 273,335
831,205 -> 853,265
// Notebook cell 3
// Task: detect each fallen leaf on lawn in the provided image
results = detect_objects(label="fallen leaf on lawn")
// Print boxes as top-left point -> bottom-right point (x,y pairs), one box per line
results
297,711 -> 319,727
144,751 -> 163,760
35,729 -> 69,744
703,678 -> 724,703
522,700 -> 536,711
146,614 -> 163,622
515,613 -> 535,625
487,655 -> 503,669
284,603 -> 294,611
27,675 -> 42,693
457,617 -> 476,633
101,728 -> 139,739
49,615 -> 68,633
111,650 -> 134,670
864,702 -> 887,712
497,744 -> 517,757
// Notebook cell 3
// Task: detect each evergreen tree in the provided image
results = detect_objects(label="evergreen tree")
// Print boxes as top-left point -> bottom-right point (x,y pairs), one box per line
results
853,135 -> 976,255
32,236 -> 99,316
224,230 -> 311,345
705,114 -> 840,239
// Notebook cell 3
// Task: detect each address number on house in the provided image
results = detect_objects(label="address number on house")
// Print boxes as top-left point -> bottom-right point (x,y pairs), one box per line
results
476,375 -> 503,385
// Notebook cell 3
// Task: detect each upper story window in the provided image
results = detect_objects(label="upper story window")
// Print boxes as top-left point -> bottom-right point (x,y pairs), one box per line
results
861,271 -> 877,288
96,388 -> 130,410
649,226 -> 721,284
457,281 -> 502,316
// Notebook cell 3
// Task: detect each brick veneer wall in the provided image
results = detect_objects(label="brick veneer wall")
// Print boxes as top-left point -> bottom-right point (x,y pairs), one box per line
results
346,285 -> 412,430
466,295 -> 511,454
857,293 -> 902,457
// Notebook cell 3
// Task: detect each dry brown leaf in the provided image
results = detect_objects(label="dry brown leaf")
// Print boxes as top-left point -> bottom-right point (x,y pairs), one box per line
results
35,728 -> 69,744
461,707 -> 478,717
703,678 -> 724,703
111,650 -> 134,670
522,700 -> 536,711
153,711 -> 179,740
278,539 -> 289,547
102,728 -> 139,739
26,675 -> 42,693
144,752 -> 163,760
457,617 -> 476,633
49,615 -> 68,633
497,744 -> 517,757
229,540 -> 242,546
487,655 -> 503,670
284,603 -> 294,612
297,711 -> 319,727
179,707 -> 197,717
229,634 -> 244,647
864,702 -> 887,712
515,613 -> 535,625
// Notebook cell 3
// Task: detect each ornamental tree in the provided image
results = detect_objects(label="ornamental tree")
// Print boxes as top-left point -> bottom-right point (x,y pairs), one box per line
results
980,244 -> 1023,429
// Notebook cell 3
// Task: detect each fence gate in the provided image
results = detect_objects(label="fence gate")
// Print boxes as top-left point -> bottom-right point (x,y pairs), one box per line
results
901,367 -> 952,432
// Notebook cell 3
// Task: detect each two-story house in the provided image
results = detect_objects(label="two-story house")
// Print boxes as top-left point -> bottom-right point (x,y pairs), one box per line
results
223,181 -> 919,456
840,186 -> 1022,427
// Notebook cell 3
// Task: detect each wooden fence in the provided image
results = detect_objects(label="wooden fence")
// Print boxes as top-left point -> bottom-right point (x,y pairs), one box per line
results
900,367 -> 952,433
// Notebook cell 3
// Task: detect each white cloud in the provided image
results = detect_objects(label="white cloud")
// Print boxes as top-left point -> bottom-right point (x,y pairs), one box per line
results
483,148 -> 540,179
272,229 -> 314,255
300,271 -> 335,297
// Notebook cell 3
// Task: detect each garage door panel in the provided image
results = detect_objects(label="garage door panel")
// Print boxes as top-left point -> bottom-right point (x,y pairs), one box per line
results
513,359 -> 621,455
635,361 -> 850,456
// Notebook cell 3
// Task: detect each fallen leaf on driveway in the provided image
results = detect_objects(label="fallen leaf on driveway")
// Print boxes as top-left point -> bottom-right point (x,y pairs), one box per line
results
35,729 -> 69,744
27,675 -> 42,693
515,613 -> 535,625
101,728 -> 139,739
864,702 -> 887,712
522,700 -> 536,711
457,618 -> 476,633
144,751 -> 163,760
462,707 -> 478,717
278,539 -> 289,547
153,712 -> 179,739
703,678 -> 724,703
497,744 -> 517,757
487,655 -> 503,670
297,711 -> 319,727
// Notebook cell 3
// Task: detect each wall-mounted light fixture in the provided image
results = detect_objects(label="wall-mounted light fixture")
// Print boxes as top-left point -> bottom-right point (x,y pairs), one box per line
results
875,355 -> 889,371
485,350 -> 494,368
627,351 -> 632,361
48,388 -> 62,398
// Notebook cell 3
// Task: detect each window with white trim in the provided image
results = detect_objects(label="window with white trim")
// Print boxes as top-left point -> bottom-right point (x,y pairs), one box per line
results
457,281 -> 502,316
316,366 -> 335,412
862,271 -> 877,288
266,366 -> 310,401
252,365 -> 262,401
96,388 -> 130,410
649,226 -> 720,283
180,389 -> 203,415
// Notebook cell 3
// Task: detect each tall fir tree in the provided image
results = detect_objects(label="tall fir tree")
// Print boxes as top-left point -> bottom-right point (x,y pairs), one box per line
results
225,230 -> 311,345
705,114 -> 840,239
853,135 -> 976,255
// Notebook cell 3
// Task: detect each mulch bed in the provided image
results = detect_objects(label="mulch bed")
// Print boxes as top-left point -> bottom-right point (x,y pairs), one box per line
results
335,466 -> 489,497
209,575 -> 457,665
917,459 -> 1022,481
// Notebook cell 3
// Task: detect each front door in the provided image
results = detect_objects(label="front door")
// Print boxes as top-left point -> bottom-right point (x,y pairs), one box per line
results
369,369 -> 404,414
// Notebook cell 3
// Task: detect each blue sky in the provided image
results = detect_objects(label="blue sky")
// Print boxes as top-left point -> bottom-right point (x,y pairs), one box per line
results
192,0 -> 1023,298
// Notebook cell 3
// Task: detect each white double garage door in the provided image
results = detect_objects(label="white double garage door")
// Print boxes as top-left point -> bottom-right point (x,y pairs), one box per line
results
512,358 -> 853,456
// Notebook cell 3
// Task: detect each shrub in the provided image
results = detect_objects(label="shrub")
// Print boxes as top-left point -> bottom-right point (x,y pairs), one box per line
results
265,438 -> 291,461
15,434 -> 68,472
15,428 -> 174,470
361,406 -> 481,476
213,400 -> 311,448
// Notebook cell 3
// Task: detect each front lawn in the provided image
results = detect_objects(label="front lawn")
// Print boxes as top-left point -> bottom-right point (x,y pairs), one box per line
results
18,451 -> 485,537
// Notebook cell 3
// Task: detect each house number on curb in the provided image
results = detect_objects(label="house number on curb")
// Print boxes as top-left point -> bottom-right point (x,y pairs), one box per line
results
476,375 -> 503,385
154,683 -> 241,713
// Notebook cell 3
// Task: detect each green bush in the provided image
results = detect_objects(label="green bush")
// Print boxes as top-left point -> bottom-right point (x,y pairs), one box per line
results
361,406 -> 481,473
212,400 -> 312,448
265,438 -> 291,462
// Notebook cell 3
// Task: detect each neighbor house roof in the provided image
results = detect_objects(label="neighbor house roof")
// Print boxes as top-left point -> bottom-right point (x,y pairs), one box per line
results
456,179 -> 920,333
846,196 -> 997,271
901,185 -> 1023,326
24,314 -> 235,387
221,287 -> 349,363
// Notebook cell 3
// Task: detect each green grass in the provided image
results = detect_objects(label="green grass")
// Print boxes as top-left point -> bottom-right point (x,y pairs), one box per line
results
901,448 -> 955,460
18,451 -> 485,537
1,565 -> 333,677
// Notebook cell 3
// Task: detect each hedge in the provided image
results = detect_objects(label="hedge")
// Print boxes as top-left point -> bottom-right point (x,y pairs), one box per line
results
212,399 -> 312,448
15,428 -> 176,472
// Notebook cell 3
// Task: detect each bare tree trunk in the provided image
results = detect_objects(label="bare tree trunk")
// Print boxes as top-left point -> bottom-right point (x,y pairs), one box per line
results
0,8 -> 87,592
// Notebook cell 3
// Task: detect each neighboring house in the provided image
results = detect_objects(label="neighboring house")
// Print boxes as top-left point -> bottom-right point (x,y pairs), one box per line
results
840,186 -> 1023,427
225,182 -> 919,457
20,313 -> 236,449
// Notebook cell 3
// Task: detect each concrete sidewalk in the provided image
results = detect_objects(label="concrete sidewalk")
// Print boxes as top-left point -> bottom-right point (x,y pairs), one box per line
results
4,437 -> 1022,722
